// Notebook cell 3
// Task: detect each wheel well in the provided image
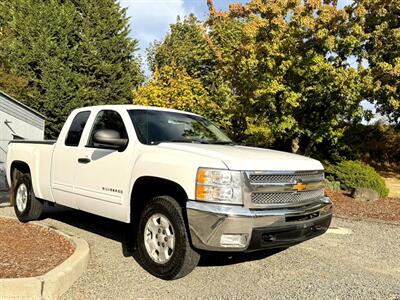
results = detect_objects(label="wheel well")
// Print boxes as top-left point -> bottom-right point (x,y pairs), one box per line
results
9,161 -> 31,205
130,176 -> 188,222
10,161 -> 31,181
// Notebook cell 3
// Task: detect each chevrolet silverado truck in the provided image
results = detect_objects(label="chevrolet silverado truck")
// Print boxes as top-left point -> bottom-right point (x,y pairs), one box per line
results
6,105 -> 332,280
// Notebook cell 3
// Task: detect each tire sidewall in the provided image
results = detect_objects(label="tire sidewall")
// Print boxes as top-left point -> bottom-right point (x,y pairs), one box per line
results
13,173 -> 33,222
137,197 -> 189,279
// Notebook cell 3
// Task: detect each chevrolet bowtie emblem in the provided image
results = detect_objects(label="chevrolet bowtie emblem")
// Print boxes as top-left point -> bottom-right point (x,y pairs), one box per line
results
293,182 -> 306,192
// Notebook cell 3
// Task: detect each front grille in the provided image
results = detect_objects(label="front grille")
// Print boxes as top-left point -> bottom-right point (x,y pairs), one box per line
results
251,189 -> 324,206
249,171 -> 324,184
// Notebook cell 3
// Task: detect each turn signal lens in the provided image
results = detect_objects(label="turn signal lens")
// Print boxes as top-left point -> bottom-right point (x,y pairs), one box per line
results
196,185 -> 206,200
197,169 -> 207,184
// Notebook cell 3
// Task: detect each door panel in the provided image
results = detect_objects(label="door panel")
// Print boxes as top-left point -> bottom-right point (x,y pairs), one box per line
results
51,110 -> 91,208
73,147 -> 132,220
72,110 -> 133,222
51,146 -> 77,208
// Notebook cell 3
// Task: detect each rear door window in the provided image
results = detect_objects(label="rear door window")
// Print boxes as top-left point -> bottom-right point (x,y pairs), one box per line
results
65,111 -> 91,147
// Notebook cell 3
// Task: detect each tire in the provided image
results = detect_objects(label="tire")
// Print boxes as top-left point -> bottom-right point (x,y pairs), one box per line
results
13,172 -> 43,222
135,195 -> 200,280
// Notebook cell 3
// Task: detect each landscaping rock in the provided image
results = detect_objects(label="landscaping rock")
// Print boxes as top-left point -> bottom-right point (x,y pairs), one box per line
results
351,187 -> 379,202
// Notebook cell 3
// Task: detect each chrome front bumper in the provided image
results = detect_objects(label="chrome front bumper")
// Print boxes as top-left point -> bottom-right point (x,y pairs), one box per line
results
187,197 -> 333,252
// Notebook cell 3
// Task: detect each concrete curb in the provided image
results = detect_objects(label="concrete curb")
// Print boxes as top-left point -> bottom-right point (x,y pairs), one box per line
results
0,218 -> 90,300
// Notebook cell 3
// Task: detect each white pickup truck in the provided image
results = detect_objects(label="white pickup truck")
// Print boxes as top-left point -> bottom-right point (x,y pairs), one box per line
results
6,105 -> 332,279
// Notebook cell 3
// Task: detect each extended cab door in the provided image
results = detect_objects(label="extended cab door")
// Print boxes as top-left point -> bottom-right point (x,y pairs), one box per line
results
51,110 -> 92,209
73,109 -> 135,222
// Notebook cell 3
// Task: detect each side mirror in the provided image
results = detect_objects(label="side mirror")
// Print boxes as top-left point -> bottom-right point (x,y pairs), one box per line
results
92,129 -> 128,151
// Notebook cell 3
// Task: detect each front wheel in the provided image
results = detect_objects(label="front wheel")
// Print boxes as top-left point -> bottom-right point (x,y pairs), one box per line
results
135,196 -> 200,280
13,172 -> 43,222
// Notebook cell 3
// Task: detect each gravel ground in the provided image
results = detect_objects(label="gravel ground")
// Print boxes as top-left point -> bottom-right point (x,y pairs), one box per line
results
0,203 -> 399,299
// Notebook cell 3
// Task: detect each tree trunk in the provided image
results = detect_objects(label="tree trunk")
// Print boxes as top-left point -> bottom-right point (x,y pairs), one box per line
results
291,137 -> 300,154
304,140 -> 315,156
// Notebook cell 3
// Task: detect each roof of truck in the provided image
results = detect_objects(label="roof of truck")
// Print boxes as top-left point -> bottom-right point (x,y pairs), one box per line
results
74,105 -> 200,116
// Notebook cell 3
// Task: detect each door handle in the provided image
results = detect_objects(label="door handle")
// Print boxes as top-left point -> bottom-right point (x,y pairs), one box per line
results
78,158 -> 91,164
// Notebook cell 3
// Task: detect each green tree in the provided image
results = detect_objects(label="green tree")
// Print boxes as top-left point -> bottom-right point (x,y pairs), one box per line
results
3,0 -> 143,138
148,1 -> 366,155
205,0 -> 365,154
0,1 -> 31,100
355,0 -> 400,124
147,14 -> 234,133
133,63 -> 224,123
148,14 -> 213,78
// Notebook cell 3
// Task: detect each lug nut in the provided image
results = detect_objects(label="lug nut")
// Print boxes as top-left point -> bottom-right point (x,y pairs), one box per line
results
162,243 -> 165,247
164,237 -> 168,242
158,228 -> 161,233
163,230 -> 166,234
157,242 -> 160,246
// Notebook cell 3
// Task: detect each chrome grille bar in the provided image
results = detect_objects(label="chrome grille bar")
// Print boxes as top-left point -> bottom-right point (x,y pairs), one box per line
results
251,190 -> 324,206
248,171 -> 324,184
243,170 -> 325,208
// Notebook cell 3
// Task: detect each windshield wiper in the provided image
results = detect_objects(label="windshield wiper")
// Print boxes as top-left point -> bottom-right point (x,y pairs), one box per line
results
172,139 -> 212,144
151,139 -> 211,144
150,139 -> 235,145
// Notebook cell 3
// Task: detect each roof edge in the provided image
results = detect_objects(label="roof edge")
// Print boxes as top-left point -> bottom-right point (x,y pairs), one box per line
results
0,90 -> 46,119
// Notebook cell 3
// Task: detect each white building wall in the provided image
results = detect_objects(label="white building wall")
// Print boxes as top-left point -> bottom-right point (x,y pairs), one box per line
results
0,92 -> 45,191
0,110 -> 45,163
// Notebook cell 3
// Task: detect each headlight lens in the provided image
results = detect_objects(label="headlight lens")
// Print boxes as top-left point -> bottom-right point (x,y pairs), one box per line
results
196,168 -> 242,205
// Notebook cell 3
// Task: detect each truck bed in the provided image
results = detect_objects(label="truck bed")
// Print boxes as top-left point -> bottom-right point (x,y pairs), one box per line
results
6,140 -> 56,202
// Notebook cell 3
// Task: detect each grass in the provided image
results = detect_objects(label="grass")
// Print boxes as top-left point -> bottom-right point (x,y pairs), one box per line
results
379,171 -> 400,199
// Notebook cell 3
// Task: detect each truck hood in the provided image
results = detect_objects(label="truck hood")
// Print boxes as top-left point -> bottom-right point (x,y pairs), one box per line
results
157,143 -> 323,171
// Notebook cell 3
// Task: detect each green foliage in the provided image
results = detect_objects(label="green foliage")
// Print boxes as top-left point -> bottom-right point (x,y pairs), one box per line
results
325,179 -> 341,192
216,1 -> 366,153
1,0 -> 143,138
354,0 -> 400,124
149,1 -> 367,154
148,14 -> 214,79
326,161 -> 389,197
133,63 -> 227,125
147,14 -> 235,134
0,2 -> 31,100
310,122 -> 400,165
341,122 -> 400,164
1,0 -> 398,161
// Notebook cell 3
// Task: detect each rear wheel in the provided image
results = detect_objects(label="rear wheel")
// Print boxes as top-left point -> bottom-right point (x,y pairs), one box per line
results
135,196 -> 200,280
13,172 -> 43,222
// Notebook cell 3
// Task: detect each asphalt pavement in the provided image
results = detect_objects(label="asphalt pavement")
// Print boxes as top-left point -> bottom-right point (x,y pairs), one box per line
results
0,203 -> 399,300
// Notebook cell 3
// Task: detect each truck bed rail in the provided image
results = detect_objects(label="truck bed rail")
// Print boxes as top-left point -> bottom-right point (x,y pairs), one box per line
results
8,140 -> 56,145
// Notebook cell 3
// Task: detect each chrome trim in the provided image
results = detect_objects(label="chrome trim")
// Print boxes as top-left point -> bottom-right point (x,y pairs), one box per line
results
247,181 -> 325,191
242,170 -> 325,209
186,197 -> 333,251
246,170 -> 324,175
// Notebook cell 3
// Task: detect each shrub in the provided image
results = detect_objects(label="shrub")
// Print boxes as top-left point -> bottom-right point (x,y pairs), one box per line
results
325,179 -> 341,192
325,161 -> 389,197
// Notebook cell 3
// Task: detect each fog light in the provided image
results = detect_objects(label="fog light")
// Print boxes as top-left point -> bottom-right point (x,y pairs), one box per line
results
220,234 -> 248,248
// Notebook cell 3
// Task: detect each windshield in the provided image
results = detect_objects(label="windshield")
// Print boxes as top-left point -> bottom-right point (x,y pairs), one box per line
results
128,109 -> 233,145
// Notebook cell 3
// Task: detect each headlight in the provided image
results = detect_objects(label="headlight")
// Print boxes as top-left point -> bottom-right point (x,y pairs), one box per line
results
195,168 -> 242,205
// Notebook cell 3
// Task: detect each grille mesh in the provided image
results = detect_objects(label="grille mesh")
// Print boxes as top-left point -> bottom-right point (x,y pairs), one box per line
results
249,172 -> 324,184
251,189 -> 324,206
